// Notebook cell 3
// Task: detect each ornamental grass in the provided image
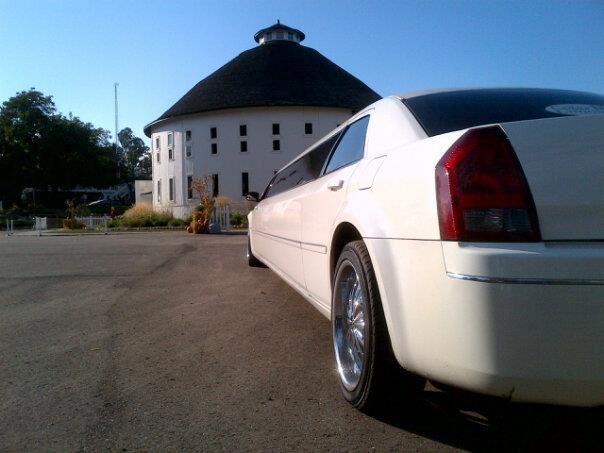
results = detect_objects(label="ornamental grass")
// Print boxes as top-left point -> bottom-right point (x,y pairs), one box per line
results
119,204 -> 176,228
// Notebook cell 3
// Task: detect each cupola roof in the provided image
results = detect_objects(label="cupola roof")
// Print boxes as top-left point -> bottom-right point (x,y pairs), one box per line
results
253,20 -> 305,44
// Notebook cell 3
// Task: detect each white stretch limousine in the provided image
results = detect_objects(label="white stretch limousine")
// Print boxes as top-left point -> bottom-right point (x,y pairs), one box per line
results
247,88 -> 604,411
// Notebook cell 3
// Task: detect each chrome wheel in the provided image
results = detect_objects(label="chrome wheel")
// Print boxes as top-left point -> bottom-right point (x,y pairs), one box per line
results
333,261 -> 366,392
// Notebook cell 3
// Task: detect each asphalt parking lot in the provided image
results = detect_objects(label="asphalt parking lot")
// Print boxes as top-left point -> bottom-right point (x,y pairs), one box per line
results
0,232 -> 601,451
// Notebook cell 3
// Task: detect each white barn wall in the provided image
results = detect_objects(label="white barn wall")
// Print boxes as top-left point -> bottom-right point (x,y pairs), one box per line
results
134,180 -> 153,205
151,106 -> 351,218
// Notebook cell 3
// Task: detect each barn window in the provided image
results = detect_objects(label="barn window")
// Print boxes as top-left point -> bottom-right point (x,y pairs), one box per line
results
169,178 -> 175,201
242,172 -> 249,196
187,176 -> 193,199
212,174 -> 219,197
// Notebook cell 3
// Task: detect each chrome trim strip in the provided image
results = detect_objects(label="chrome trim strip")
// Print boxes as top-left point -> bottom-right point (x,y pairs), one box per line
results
301,242 -> 327,254
446,272 -> 604,286
255,230 -> 327,253
255,230 -> 300,248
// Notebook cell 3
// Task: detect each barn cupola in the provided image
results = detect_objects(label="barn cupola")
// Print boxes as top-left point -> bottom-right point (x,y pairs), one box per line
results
254,20 -> 305,44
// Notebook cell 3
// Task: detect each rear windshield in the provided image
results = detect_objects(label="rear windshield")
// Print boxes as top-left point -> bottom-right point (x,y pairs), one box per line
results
403,88 -> 604,137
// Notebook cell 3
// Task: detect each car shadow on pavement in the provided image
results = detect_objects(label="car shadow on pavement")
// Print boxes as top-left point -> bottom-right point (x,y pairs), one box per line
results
372,387 -> 602,451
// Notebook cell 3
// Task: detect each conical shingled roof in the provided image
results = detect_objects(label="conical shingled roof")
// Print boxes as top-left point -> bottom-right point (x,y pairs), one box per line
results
144,40 -> 380,136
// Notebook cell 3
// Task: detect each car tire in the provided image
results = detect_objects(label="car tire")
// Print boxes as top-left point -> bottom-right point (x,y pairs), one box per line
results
332,240 -> 425,412
247,235 -> 267,268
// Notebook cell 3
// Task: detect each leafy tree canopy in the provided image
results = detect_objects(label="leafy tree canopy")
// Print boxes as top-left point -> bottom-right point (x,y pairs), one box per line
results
118,127 -> 151,179
0,88 -> 150,204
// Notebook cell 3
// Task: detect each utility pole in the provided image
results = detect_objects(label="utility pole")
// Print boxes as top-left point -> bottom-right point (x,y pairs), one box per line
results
114,82 -> 120,180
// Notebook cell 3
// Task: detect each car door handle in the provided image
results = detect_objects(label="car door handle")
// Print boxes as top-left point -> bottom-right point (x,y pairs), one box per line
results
327,179 -> 344,191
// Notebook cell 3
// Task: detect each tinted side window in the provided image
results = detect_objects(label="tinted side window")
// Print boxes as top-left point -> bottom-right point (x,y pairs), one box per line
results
297,133 -> 340,184
265,169 -> 288,198
263,162 -> 299,198
260,173 -> 277,200
262,133 -> 339,199
324,116 -> 369,174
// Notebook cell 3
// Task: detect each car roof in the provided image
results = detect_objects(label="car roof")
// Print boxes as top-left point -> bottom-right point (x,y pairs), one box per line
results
395,87 -> 600,100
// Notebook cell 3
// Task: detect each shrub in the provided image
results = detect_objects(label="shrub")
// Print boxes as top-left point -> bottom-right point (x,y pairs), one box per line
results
118,204 -> 175,228
63,200 -> 86,229
12,206 -> 66,218
63,218 -> 85,229
88,204 -> 129,215
152,212 -> 173,227
230,212 -> 248,228
5,205 -> 27,218
1,205 -> 68,220
0,211 -> 34,229
34,207 -> 65,217
168,218 -> 185,227
113,205 -> 129,215
75,204 -> 91,217
11,218 -> 34,228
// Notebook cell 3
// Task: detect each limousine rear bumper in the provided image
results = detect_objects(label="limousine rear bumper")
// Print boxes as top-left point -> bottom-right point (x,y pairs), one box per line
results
364,238 -> 604,407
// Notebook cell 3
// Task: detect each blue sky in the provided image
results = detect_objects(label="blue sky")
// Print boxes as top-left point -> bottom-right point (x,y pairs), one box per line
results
1,0 -> 602,144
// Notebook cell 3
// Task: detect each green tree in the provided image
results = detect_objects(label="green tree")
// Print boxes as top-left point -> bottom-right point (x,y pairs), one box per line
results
0,89 -> 56,202
0,88 -> 118,204
118,127 -> 151,179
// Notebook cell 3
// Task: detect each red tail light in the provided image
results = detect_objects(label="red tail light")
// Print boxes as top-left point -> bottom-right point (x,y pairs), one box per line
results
435,126 -> 541,242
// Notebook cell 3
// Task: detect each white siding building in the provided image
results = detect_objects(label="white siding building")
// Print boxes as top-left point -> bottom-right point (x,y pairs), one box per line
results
145,22 -> 380,219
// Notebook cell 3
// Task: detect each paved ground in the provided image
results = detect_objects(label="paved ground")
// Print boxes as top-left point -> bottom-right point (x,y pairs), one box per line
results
0,232 -> 601,452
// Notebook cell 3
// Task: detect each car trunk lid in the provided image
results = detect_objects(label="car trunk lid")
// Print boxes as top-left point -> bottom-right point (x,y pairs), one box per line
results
501,114 -> 604,240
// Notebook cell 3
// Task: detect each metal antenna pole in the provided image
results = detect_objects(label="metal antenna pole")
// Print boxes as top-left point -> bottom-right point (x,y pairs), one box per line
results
114,82 -> 120,179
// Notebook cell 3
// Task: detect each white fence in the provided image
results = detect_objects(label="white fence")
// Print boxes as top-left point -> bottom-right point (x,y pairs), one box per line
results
76,216 -> 110,230
5,219 -> 14,236
35,217 -> 47,230
211,206 -> 231,231
31,215 -> 109,233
